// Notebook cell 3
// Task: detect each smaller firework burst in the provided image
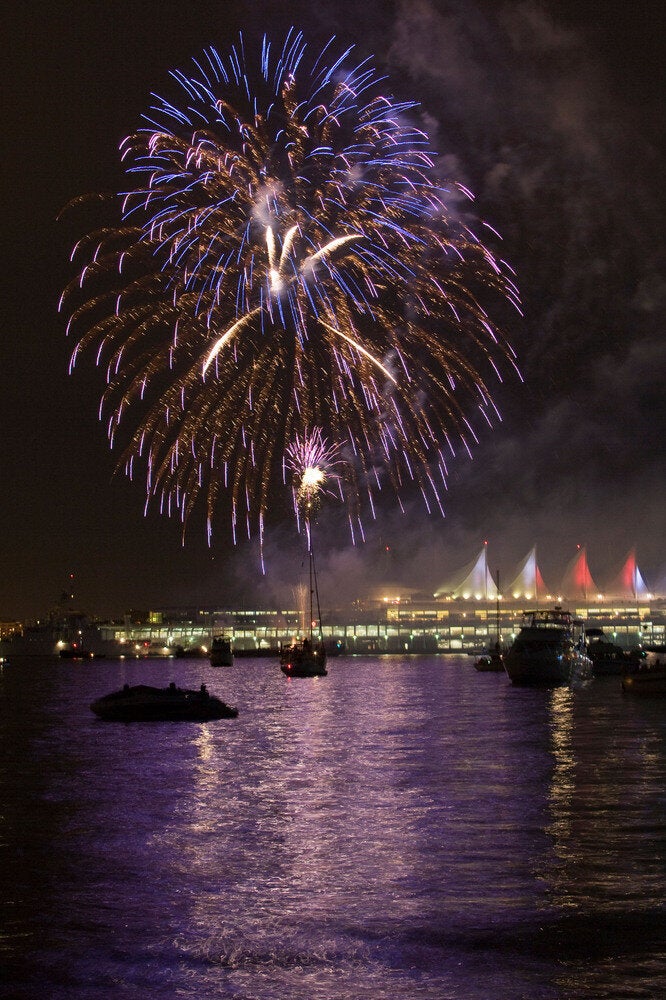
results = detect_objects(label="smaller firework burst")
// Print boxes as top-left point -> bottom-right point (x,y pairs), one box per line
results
285,428 -> 342,531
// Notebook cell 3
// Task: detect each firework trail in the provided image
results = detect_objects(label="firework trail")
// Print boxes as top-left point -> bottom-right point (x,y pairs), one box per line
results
61,29 -> 521,551
292,583 -> 308,635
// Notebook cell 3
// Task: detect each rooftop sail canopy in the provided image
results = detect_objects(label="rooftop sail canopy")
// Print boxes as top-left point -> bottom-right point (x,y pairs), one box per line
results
435,546 -> 499,600
608,549 -> 651,599
507,546 -> 549,601
430,544 -> 662,602
560,546 -> 598,600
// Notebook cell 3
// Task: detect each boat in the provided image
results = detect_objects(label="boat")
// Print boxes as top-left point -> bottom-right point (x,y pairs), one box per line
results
504,607 -> 593,686
585,627 -> 644,676
280,637 -> 328,677
210,634 -> 233,667
172,644 -> 207,658
0,613 -> 124,659
474,645 -> 505,672
90,682 -> 238,721
621,657 -> 666,697
474,569 -> 504,672
59,645 -> 96,660
279,516 -> 328,678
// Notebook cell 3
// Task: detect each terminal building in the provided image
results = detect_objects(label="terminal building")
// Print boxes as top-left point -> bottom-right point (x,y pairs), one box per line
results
98,547 -> 666,656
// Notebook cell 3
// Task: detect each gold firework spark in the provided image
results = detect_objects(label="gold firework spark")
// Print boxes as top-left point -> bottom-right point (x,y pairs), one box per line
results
61,30 -> 521,550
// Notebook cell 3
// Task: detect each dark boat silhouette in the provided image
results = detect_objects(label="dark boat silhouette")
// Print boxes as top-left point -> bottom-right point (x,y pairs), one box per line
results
279,637 -> 327,677
210,635 -> 234,667
622,659 -> 666,697
504,608 -> 592,686
474,569 -> 505,672
279,493 -> 328,678
585,627 -> 644,675
90,683 -> 238,721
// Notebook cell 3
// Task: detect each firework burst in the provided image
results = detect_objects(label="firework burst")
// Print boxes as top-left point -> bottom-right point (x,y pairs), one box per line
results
285,427 -> 342,531
61,29 -> 521,550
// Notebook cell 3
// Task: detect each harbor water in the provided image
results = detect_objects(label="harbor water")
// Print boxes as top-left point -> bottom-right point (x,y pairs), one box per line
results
2,655 -> 666,999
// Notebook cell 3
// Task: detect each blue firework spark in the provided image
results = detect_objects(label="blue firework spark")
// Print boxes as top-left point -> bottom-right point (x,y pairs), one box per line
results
62,29 -> 521,549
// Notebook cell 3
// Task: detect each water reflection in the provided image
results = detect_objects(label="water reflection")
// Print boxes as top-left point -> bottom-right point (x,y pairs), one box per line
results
3,657 -> 666,999
168,660 -> 441,961
546,687 -> 576,851
541,680 -> 666,918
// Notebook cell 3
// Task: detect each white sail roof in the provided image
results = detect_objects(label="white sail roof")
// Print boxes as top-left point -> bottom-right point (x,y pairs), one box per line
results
435,547 -> 499,600
507,546 -> 549,600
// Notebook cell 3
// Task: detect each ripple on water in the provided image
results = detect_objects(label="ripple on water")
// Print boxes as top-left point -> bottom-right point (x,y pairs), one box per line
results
2,656 -> 666,998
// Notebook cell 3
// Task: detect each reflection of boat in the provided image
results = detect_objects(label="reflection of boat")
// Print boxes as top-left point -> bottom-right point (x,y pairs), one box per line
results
586,627 -> 644,676
90,683 -> 238,721
621,659 -> 666,697
504,608 -> 592,686
210,635 -> 233,667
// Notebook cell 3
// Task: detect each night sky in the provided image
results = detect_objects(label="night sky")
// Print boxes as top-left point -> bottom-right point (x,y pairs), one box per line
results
3,1 -> 665,620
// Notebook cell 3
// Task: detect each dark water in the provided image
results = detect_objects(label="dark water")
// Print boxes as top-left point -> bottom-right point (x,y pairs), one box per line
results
2,655 -> 666,999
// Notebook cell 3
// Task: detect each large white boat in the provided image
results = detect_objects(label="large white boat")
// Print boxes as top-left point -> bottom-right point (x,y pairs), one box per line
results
504,608 -> 592,686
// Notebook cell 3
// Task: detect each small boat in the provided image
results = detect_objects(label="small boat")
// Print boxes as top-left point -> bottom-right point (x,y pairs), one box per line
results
622,660 -> 666,697
474,646 -> 504,672
90,683 -> 238,721
59,645 -> 96,659
504,607 -> 592,686
474,569 -> 504,672
279,510 -> 328,678
210,635 -> 233,667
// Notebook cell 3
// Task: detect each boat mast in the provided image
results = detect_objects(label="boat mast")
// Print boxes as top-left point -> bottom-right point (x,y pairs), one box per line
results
495,569 -> 501,650
307,516 -> 324,645
308,525 -> 314,643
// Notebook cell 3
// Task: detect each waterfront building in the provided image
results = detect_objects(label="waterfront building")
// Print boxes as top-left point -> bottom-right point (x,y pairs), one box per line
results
5,545 -> 664,657
98,594 -> 666,656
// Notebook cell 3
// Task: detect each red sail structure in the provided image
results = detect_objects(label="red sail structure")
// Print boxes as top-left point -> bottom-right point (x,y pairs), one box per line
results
560,546 -> 598,601
507,546 -> 549,601
608,549 -> 651,599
